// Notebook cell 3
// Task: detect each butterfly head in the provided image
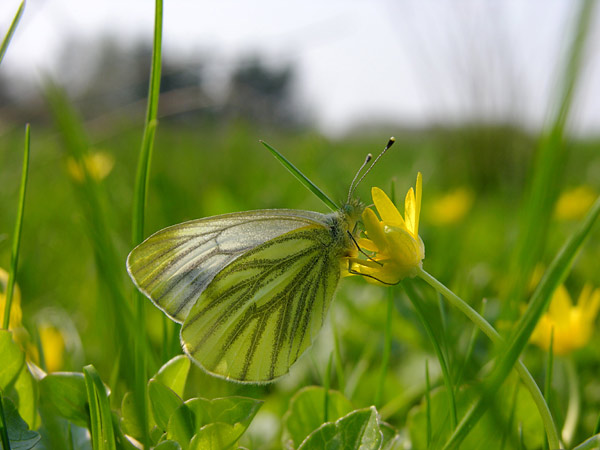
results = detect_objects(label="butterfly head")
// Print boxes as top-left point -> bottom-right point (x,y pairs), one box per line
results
341,197 -> 365,232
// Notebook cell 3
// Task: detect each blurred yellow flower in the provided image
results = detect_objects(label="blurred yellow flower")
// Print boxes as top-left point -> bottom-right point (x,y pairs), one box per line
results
554,185 -> 597,221
67,151 -> 115,183
0,267 -> 22,330
530,284 -> 600,355
428,187 -> 474,226
38,323 -> 66,372
352,173 -> 425,284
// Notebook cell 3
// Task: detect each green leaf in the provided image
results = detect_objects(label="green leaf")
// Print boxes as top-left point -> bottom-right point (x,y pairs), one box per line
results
11,363 -> 37,430
120,392 -> 144,441
282,386 -> 354,449
166,402 -> 195,449
166,396 -> 262,450
153,356 -> 190,399
0,331 -> 25,390
39,372 -> 88,428
186,397 -> 262,431
189,423 -> 239,450
0,396 -> 40,450
148,380 -> 183,432
150,425 -> 164,444
380,422 -> 404,450
298,406 -> 383,450
155,440 -> 182,450
83,365 -> 116,450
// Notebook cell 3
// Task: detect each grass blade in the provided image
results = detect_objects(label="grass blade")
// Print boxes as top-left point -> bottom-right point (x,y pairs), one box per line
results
506,0 -> 596,316
573,434 -> 600,450
542,329 -> 554,450
43,84 -> 137,385
454,298 -> 486,386
330,315 -> 346,395
0,0 -> 25,66
84,365 -> 116,450
260,140 -> 339,211
131,1 -> 163,448
425,360 -> 432,448
403,281 -> 457,429
374,287 -> 394,407
442,193 -> 600,449
2,124 -> 30,330
562,358 -> 580,446
417,268 -> 560,449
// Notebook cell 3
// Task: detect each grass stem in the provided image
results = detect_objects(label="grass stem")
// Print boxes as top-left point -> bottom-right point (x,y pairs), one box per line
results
2,125 -> 30,330
417,267 -> 560,450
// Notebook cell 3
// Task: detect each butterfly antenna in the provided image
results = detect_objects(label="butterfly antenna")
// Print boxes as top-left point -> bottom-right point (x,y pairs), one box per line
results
347,153 -> 373,202
348,137 -> 395,200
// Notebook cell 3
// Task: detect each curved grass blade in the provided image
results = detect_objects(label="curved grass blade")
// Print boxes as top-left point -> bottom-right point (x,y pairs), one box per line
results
425,360 -> 432,448
260,140 -> 338,211
418,268 -> 560,450
330,315 -> 346,394
442,193 -> 600,450
573,434 -> 600,450
374,287 -> 394,407
403,281 -> 457,430
2,125 -> 30,330
84,365 -> 116,450
506,0 -> 596,317
0,0 -> 25,66
454,299 -> 487,386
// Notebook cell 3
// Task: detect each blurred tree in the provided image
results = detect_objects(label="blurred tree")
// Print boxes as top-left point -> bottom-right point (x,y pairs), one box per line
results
223,56 -> 305,128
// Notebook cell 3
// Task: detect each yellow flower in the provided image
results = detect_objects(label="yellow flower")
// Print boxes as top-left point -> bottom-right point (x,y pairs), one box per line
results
38,323 -> 66,372
530,284 -> 600,355
67,151 -> 115,183
353,173 -> 425,284
428,187 -> 474,226
0,267 -> 22,330
554,185 -> 597,221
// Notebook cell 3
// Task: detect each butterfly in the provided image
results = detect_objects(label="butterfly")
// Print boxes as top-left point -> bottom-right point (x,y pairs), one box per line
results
126,139 -> 394,383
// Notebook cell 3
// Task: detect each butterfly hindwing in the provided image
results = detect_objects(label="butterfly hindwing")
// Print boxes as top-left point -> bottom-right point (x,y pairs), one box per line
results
127,209 -> 329,322
180,225 -> 341,383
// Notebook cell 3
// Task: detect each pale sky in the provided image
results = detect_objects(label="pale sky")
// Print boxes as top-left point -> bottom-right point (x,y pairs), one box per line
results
1,0 -> 599,136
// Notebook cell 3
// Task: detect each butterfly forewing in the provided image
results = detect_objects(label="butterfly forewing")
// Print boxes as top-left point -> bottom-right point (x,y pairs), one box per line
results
127,209 -> 329,322
180,225 -> 341,383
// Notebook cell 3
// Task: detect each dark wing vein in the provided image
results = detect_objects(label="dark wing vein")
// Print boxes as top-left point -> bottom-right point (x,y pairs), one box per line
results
127,210 -> 328,322
181,226 -> 342,382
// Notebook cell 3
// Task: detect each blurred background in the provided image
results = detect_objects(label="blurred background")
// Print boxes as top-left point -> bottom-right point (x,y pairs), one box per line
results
1,0 -> 600,135
1,1 -> 600,446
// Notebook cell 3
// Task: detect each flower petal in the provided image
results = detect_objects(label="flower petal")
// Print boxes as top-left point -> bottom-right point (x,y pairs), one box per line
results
578,285 -> 600,320
415,172 -> 422,235
404,187 -> 416,235
384,225 -> 422,269
548,285 -> 573,319
362,208 -> 388,252
372,187 -> 405,228
357,238 -> 378,252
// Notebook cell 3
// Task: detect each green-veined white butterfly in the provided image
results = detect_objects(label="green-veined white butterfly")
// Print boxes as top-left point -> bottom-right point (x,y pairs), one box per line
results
126,139 -> 394,383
